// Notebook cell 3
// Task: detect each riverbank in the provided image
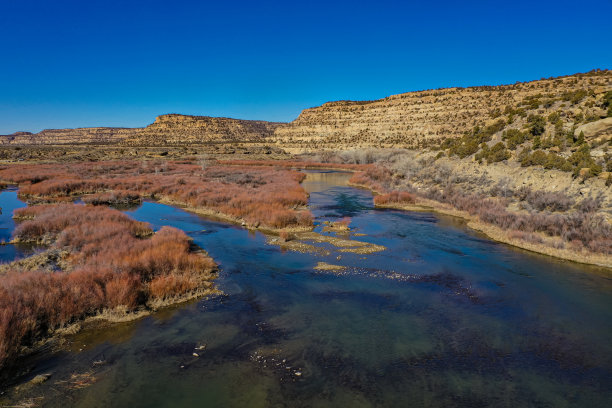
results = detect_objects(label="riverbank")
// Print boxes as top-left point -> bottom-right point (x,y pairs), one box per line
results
373,195 -> 612,269
2,168 -> 611,408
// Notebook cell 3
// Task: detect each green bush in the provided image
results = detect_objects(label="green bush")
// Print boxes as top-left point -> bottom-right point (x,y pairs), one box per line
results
503,129 -> 528,150
476,142 -> 510,164
562,89 -> 588,105
603,91 -> 612,117
449,137 -> 480,158
522,94 -> 543,110
487,142 -> 511,163
527,114 -> 546,136
517,147 -> 530,164
448,119 -> 506,158
547,112 -> 560,123
574,131 -> 585,146
505,106 -> 526,122
544,153 -> 572,171
520,149 -> 571,171
475,143 -> 489,163
574,113 -> 584,123
521,149 -> 547,167
540,136 -> 555,149
569,145 -> 602,177
480,119 -> 507,140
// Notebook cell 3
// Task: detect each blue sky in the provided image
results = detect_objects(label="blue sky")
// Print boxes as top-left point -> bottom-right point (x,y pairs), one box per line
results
1,0 -> 611,134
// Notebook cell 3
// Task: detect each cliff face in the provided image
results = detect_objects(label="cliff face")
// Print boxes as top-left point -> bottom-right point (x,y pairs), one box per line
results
0,114 -> 284,146
2,71 -> 610,149
272,70 -> 612,151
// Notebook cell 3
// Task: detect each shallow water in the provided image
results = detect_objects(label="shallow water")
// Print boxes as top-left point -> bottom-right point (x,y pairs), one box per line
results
2,171 -> 612,407
0,189 -> 36,261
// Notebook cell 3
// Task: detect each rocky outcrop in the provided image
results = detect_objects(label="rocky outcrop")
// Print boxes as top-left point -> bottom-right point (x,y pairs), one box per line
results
574,117 -> 612,141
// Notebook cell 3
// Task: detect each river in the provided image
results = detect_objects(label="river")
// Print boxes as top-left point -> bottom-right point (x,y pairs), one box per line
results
1,170 -> 611,407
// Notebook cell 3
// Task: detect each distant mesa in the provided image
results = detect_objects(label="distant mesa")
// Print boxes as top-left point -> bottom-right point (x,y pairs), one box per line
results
2,69 -> 611,150
0,114 -> 284,146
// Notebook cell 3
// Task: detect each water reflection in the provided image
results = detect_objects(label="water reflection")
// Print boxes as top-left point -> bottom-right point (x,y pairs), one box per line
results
0,189 -> 37,261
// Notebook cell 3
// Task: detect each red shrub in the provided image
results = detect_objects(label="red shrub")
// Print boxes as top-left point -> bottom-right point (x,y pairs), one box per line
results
349,166 -> 393,193
150,274 -> 199,299
279,230 -> 290,242
336,217 -> 351,227
0,161 -> 314,230
0,204 -> 216,369
82,190 -> 141,205
374,191 -> 415,205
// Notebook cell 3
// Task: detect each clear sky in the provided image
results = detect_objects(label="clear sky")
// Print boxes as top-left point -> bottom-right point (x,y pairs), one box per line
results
1,0 -> 611,134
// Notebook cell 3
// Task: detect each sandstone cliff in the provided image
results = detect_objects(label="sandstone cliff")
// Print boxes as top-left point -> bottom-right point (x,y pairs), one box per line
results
272,70 -> 612,152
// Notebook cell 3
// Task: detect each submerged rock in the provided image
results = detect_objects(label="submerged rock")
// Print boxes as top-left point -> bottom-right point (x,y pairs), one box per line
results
30,373 -> 52,385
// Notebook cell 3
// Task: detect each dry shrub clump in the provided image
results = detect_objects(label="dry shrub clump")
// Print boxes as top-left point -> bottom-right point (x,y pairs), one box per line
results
348,166 -> 393,193
336,217 -> 352,228
0,204 -> 216,369
278,230 -> 291,242
0,160 -> 313,230
351,166 -> 612,255
82,190 -> 141,206
522,189 -> 575,212
374,191 -> 415,206
219,159 -> 368,171
508,230 -> 544,244
13,204 -> 151,243
425,186 -> 612,254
